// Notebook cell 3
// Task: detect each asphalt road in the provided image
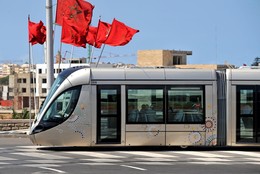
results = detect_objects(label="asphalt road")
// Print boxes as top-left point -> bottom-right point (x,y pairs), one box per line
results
0,137 -> 260,174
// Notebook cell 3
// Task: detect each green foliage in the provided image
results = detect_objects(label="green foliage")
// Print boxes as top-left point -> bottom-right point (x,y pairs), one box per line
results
12,108 -> 33,119
0,76 -> 9,85
12,108 -> 18,119
21,109 -> 30,119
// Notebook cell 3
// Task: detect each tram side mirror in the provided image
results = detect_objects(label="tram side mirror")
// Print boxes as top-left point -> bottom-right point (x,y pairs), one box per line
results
33,124 -> 44,133
52,114 -> 63,123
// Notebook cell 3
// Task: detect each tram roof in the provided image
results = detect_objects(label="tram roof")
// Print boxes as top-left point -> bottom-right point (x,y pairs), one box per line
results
227,69 -> 260,81
89,68 -> 217,81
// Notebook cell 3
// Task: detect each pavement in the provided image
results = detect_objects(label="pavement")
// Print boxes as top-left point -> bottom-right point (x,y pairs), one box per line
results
0,129 -> 29,138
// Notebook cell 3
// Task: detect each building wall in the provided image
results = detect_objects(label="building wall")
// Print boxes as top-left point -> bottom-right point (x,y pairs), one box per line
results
162,50 -> 173,66
137,50 -> 164,66
9,73 -> 37,110
137,50 -> 191,67
0,119 -> 31,131
175,64 -> 219,69
2,86 -> 8,100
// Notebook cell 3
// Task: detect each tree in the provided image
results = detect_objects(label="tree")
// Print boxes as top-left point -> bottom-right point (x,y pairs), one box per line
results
0,76 -> 9,85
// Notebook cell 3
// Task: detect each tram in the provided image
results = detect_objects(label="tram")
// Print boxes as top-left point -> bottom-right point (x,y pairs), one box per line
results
29,66 -> 260,147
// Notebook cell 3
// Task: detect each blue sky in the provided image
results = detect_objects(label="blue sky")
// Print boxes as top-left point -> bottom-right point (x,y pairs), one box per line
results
0,0 -> 259,66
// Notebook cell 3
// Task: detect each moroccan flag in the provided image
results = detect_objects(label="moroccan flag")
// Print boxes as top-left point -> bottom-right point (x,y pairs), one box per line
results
61,19 -> 87,48
28,19 -> 46,45
86,26 -> 102,48
77,0 -> 94,27
105,19 -> 139,46
56,0 -> 94,31
95,20 -> 112,46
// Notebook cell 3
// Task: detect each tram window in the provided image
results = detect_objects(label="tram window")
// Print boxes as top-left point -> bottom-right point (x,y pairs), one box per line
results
240,90 -> 253,115
126,86 -> 164,123
42,86 -> 81,123
100,90 -> 118,115
167,86 -> 204,123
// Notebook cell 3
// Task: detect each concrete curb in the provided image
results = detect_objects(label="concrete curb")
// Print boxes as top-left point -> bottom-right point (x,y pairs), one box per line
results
0,129 -> 29,138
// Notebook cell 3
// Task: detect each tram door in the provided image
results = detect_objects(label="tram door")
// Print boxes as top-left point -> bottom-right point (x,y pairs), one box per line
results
97,86 -> 121,143
237,86 -> 260,143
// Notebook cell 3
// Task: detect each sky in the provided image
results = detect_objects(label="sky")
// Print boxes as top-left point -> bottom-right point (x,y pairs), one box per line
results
0,0 -> 259,67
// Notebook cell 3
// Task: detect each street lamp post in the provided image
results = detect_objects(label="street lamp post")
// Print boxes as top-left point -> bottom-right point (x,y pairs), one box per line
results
46,0 -> 54,92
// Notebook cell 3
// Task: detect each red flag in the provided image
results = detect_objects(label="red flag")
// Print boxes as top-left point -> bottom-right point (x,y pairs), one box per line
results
77,0 -> 94,27
104,19 -> 139,46
95,20 -> 112,47
55,0 -> 66,25
86,26 -> 102,48
56,0 -> 94,31
61,19 -> 86,48
28,19 -> 46,45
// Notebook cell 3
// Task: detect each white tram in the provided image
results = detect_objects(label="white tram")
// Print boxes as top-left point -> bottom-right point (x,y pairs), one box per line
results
226,69 -> 260,146
29,67 -> 260,147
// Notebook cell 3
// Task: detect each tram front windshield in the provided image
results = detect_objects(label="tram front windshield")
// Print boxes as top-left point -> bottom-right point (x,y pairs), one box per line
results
38,75 -> 65,118
37,66 -> 87,120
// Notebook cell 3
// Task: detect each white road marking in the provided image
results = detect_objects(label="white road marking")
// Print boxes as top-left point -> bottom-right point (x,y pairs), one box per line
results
80,162 -> 115,165
190,157 -> 232,162
224,151 -> 260,158
82,158 -> 122,162
189,162 -> 230,165
12,152 -> 70,160
121,165 -> 147,171
244,158 -> 260,162
23,164 -> 60,167
120,151 -> 176,158
135,157 -> 176,162
39,166 -> 66,173
66,151 -> 124,158
245,162 -> 260,165
134,162 -> 173,165
172,151 -> 232,158
26,159 -> 66,164
0,156 -> 16,161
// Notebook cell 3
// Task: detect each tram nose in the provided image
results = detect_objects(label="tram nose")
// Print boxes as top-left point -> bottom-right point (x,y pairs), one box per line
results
29,133 -> 37,145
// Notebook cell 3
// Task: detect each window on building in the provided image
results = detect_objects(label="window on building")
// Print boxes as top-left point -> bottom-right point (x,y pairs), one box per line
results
23,78 -> 26,83
31,78 -> 36,83
167,86 -> 204,123
126,86 -> 164,123
42,78 -> 47,83
17,79 -> 22,83
42,88 -> 47,94
22,88 -> 26,93
172,56 -> 182,65
31,88 -> 36,93
39,69 -> 42,74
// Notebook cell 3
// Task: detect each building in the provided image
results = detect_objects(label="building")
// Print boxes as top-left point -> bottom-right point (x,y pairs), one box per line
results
1,64 -> 31,76
137,50 -> 192,67
137,49 -> 235,69
9,72 -> 36,110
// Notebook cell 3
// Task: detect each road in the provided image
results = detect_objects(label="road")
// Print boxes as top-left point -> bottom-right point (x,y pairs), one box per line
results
0,136 -> 260,174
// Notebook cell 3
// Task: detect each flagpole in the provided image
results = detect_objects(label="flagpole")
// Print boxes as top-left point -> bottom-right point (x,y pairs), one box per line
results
30,47 -> 37,118
90,45 -> 94,64
96,44 -> 105,67
58,36 -> 63,73
69,46 -> 74,68
28,15 -> 32,130
28,42 -> 32,130
46,0 -> 54,92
